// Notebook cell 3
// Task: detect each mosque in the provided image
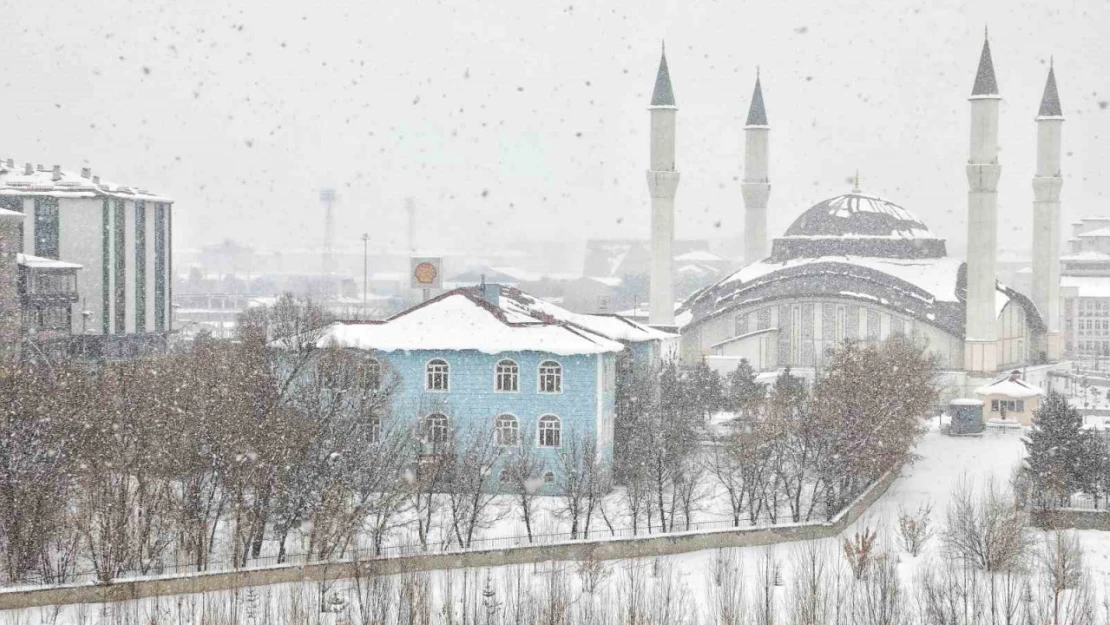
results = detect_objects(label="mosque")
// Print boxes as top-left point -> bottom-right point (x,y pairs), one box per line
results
643,35 -> 1066,390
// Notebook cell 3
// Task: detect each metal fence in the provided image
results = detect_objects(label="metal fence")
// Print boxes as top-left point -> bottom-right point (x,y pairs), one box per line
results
5,505 -> 837,590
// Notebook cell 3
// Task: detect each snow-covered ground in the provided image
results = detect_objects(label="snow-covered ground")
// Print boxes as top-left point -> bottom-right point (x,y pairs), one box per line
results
6,423 -> 1110,624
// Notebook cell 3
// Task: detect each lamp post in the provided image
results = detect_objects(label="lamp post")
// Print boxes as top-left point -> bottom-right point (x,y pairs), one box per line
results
361,233 -> 369,317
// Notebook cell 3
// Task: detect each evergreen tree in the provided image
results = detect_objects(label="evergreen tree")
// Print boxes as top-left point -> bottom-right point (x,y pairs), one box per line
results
1022,390 -> 1101,509
725,359 -> 765,421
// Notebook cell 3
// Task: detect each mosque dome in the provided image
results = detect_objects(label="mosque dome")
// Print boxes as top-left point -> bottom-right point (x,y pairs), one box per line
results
770,192 -> 947,261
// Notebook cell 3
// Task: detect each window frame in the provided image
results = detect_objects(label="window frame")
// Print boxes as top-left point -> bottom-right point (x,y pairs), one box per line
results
361,357 -> 382,391
494,359 -> 520,393
424,413 -> 449,445
495,413 -> 520,447
537,360 -> 563,394
543,471 -> 555,484
537,414 -> 561,448
425,358 -> 450,392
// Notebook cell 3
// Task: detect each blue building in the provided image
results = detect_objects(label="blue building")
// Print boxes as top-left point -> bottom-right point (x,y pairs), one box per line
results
314,284 -> 677,483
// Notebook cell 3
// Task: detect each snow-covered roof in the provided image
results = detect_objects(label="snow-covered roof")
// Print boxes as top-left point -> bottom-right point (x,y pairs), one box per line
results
783,193 -> 938,240
495,285 -> 677,343
586,276 -> 622,288
682,254 -> 1040,339
0,160 -> 171,202
1062,250 -> 1110,261
1077,227 -> 1110,238
949,398 -> 984,406
722,255 -> 965,302
0,207 -> 22,219
16,253 -> 82,270
675,249 -> 727,263
316,289 -> 624,356
974,377 -> 1044,399
1061,276 -> 1110,298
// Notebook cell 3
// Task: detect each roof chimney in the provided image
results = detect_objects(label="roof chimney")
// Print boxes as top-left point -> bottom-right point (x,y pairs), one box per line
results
92,175 -> 100,184
36,164 -> 44,171
24,163 -> 32,175
52,165 -> 62,181
4,159 -> 11,168
80,167 -> 91,179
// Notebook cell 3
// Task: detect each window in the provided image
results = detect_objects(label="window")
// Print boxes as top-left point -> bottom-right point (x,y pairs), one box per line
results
359,357 -> 382,390
495,414 -> 519,446
990,399 -> 1025,413
757,308 -> 771,330
543,471 -> 555,484
495,359 -> 519,392
866,309 -> 880,341
499,469 -> 511,483
538,415 -> 561,447
835,306 -> 846,342
426,359 -> 449,391
735,313 -> 748,336
369,418 -> 382,444
538,361 -> 562,393
891,317 -> 905,335
34,197 -> 59,259
424,413 -> 449,444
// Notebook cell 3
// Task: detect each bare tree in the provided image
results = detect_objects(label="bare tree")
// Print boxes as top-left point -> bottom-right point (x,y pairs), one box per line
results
502,426 -> 546,543
445,425 -> 505,549
897,502 -> 935,557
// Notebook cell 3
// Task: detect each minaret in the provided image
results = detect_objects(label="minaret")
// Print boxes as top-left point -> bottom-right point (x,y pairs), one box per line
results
742,71 -> 770,266
964,33 -> 1002,374
647,44 -> 680,326
1032,60 -> 1064,360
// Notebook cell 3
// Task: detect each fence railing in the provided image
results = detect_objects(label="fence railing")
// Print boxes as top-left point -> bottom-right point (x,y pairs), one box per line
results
5,503 -> 839,590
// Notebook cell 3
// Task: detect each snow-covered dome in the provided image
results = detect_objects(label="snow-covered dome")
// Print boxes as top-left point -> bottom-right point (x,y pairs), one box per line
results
771,192 -> 947,261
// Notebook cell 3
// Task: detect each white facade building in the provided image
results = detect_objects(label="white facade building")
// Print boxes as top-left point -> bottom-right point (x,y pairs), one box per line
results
0,161 -> 173,355
675,35 -> 1061,391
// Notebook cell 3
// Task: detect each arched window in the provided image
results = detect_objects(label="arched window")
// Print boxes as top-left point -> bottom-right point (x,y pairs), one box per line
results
495,359 -> 519,392
426,359 -> 449,391
538,361 -> 562,393
543,471 -> 555,484
495,414 -> 519,447
360,357 -> 382,391
424,413 -> 449,444
369,418 -> 382,444
499,469 -> 511,484
537,415 -> 561,448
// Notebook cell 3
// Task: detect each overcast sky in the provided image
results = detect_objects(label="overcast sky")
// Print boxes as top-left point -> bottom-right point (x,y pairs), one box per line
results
4,0 -> 1107,257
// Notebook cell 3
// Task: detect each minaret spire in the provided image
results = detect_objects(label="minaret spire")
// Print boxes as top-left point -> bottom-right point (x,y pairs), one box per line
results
964,33 -> 1003,375
647,46 -> 680,326
745,73 -> 768,126
650,43 -> 676,107
1037,63 -> 1062,117
1033,62 -> 1065,359
971,32 -> 999,96
742,70 -> 771,265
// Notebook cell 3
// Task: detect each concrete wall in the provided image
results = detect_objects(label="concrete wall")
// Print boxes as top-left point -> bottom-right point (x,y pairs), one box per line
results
0,465 -> 899,611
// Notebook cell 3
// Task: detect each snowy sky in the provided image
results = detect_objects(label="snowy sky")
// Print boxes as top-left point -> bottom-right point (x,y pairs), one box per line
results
3,0 -> 1108,257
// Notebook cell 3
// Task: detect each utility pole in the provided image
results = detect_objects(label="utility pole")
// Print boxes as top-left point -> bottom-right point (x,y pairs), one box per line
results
361,233 -> 369,316
320,188 -> 336,299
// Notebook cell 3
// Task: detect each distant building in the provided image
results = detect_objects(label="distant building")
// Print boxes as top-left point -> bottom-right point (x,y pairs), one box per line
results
0,160 -> 173,359
1061,217 -> 1110,359
311,284 -> 676,484
974,372 -> 1045,426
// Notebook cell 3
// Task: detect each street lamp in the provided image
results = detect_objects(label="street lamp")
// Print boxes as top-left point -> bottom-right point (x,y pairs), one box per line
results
361,233 -> 369,317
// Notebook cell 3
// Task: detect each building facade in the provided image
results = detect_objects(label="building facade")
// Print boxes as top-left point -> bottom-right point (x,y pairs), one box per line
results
0,161 -> 173,358
1061,217 -> 1110,358
669,36 -> 1061,389
311,284 -> 676,485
